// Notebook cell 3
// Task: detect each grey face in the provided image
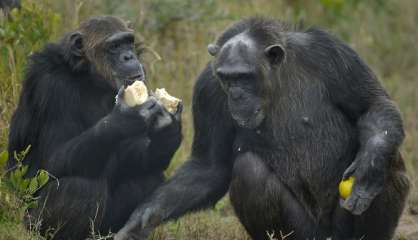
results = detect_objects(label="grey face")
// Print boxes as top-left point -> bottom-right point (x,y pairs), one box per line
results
212,33 -> 265,129
106,32 -> 145,87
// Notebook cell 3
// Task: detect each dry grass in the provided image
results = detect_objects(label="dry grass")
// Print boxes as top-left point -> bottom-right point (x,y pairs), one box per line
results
0,0 -> 417,239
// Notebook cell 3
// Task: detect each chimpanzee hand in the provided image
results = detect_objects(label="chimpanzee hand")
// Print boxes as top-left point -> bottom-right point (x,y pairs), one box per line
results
104,87 -> 163,138
114,204 -> 163,240
340,154 -> 386,215
150,100 -> 183,136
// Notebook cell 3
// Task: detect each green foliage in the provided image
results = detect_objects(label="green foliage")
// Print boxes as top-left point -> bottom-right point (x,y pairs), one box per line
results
214,196 -> 228,212
141,0 -> 219,31
1,147 -> 49,211
0,1 -> 61,55
0,0 -> 417,239
0,0 -> 61,83
289,0 -> 391,41
0,150 -> 7,168
0,0 -> 62,152
319,0 -> 346,16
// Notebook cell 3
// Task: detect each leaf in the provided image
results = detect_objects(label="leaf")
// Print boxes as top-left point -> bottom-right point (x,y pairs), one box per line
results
22,145 -> 31,156
12,145 -> 31,162
26,200 -> 38,209
0,151 -> 8,168
20,165 -> 28,176
13,151 -> 19,163
13,168 -> 22,179
37,170 -> 49,187
29,178 -> 39,194
10,170 -> 20,188
20,179 -> 30,190
12,165 -> 29,179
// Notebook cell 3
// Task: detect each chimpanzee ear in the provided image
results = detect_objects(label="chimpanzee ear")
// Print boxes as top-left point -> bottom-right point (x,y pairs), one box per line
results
69,32 -> 84,57
208,43 -> 220,56
126,20 -> 133,30
264,44 -> 285,64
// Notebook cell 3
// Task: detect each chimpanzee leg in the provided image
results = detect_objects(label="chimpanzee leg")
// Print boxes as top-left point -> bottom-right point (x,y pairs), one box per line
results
333,171 -> 409,240
101,173 -> 165,232
230,152 -> 327,240
29,174 -> 164,239
28,177 -> 109,240
354,171 -> 409,240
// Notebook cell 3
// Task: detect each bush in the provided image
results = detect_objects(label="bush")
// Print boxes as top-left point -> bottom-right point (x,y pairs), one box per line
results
0,0 -> 61,151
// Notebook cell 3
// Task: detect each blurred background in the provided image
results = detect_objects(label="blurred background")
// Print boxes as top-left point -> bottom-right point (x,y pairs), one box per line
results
0,0 -> 417,239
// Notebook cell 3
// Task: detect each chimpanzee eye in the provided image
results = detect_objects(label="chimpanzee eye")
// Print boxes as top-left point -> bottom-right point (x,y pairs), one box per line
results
128,43 -> 135,51
109,42 -> 119,52
217,78 -> 229,90
224,80 -> 232,87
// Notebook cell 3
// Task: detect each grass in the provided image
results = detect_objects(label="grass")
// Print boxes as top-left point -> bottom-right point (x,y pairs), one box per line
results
0,0 -> 417,239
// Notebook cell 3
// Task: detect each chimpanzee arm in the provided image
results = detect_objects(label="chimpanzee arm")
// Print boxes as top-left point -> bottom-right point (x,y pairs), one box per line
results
8,70 -> 151,179
115,103 -> 183,173
43,94 -> 164,178
42,116 -> 135,178
114,67 -> 235,240
145,103 -> 183,171
323,35 -> 405,215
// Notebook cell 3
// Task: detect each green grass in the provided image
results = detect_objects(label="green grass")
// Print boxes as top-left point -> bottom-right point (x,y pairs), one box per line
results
1,0 -> 417,239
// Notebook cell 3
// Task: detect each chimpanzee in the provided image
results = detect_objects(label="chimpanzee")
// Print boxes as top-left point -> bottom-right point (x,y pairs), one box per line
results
7,16 -> 182,239
0,0 -> 20,13
115,18 -> 410,240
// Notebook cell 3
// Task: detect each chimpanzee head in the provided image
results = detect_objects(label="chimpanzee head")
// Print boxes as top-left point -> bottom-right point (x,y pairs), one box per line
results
208,18 -> 286,129
63,16 -> 145,89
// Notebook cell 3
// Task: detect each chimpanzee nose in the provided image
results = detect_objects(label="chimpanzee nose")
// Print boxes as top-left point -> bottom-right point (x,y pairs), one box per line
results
121,52 -> 134,62
216,67 -> 227,78
229,87 -> 243,100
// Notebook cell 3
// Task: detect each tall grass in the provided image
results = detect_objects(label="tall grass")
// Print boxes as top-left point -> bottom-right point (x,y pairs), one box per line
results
0,0 -> 417,239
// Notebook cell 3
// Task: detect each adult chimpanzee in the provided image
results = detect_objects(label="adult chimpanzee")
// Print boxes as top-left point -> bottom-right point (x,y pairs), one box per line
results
7,16 -> 182,239
115,18 -> 410,240
0,0 -> 20,12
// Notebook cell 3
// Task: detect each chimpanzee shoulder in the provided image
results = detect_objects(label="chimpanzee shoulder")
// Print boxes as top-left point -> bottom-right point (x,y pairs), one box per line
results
8,43 -> 82,166
193,64 -> 227,112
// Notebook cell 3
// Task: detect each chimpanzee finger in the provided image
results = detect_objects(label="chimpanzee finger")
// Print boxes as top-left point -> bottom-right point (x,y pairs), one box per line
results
137,97 -> 158,111
114,207 -> 156,240
138,97 -> 165,125
351,197 -> 373,215
341,192 -> 358,213
154,113 -> 173,130
173,101 -> 183,122
339,198 -> 345,208
342,181 -> 376,215
342,159 -> 359,180
115,86 -> 126,105
114,228 -> 147,240
114,217 -> 141,240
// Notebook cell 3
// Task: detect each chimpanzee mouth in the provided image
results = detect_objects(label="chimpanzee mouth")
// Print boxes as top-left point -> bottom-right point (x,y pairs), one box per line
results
124,75 -> 145,86
231,109 -> 265,129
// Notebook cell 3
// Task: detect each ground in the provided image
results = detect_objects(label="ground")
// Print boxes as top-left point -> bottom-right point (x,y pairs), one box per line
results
0,0 -> 417,239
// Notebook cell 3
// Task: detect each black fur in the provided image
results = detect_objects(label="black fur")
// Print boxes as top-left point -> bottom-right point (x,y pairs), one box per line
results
116,17 -> 409,240
7,17 -> 181,239
0,0 -> 20,12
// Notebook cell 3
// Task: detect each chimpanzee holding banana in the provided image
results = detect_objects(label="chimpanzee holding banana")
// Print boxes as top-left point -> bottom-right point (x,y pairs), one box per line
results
7,16 -> 182,239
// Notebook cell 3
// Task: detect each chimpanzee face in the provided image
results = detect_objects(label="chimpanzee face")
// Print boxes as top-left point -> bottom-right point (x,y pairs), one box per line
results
210,33 -> 265,129
105,32 -> 145,87
209,32 -> 286,129
69,25 -> 145,90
